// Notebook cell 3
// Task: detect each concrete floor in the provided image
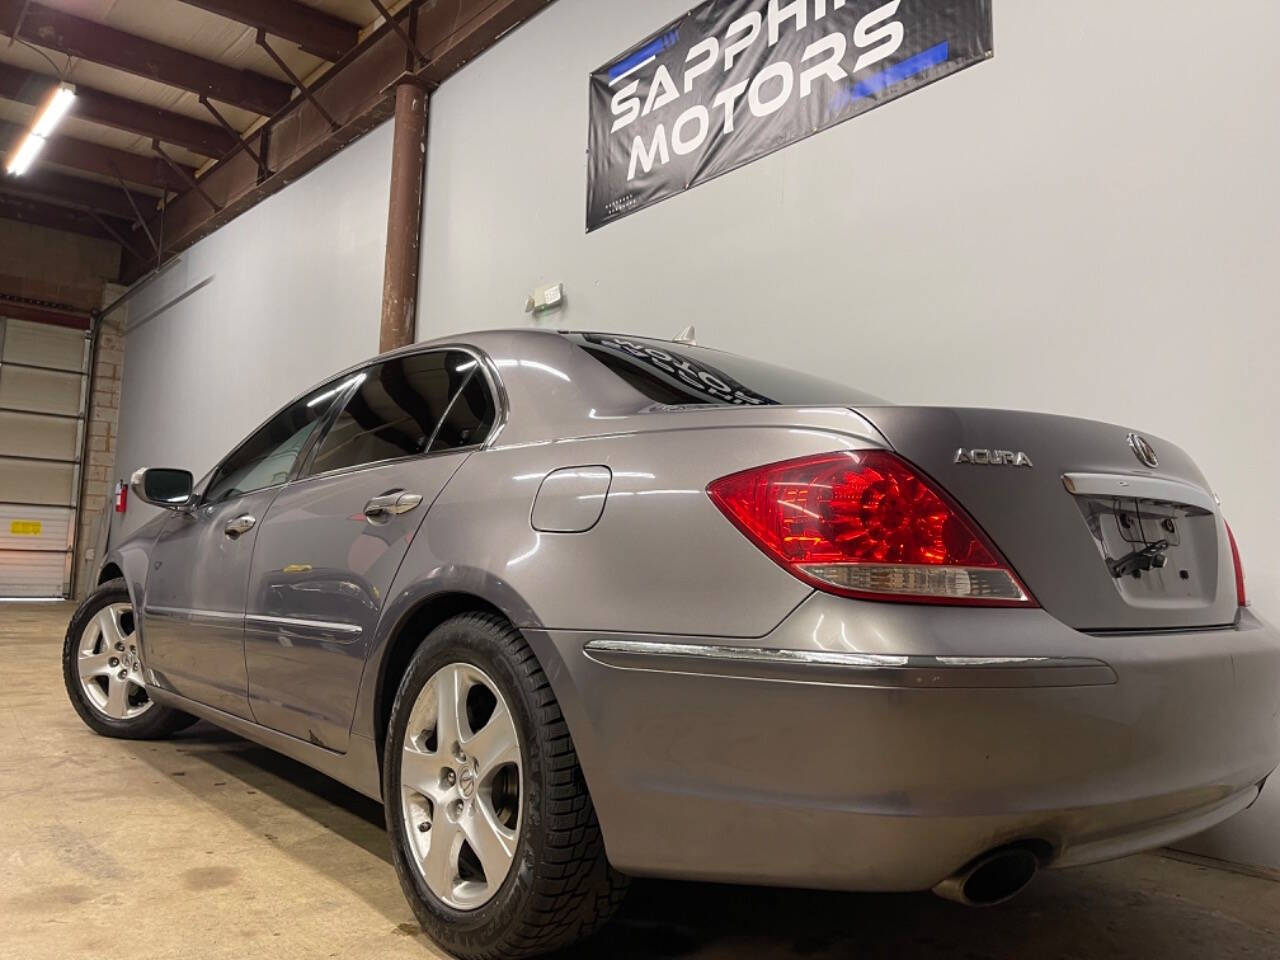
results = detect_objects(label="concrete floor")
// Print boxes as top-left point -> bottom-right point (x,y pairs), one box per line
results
4,602 -> 1280,960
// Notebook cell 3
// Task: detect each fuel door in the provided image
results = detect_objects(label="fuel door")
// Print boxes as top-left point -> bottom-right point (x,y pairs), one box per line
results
531,466 -> 612,533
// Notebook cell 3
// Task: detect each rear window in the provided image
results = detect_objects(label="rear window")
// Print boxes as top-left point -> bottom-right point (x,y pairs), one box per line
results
565,333 -> 883,407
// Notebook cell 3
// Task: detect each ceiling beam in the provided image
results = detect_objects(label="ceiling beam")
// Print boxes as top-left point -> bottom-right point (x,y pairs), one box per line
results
0,168 -> 138,219
177,0 -> 360,62
122,0 -> 554,280
416,1 -> 552,84
0,0 -> 295,115
0,121 -> 193,192
0,191 -> 131,243
0,63 -> 236,158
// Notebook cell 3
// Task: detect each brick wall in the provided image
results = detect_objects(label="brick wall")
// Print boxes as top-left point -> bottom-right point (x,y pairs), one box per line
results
74,285 -> 127,598
0,219 -> 120,313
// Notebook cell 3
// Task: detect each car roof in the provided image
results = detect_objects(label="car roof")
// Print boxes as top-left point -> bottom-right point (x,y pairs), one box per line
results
393,327 -> 690,360
307,328 -> 663,446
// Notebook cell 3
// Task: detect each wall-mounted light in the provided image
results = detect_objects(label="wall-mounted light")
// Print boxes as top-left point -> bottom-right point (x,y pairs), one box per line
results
5,83 -> 76,176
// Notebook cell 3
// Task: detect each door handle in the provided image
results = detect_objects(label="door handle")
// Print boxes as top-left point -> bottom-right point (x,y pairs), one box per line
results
364,490 -> 423,522
224,514 -> 257,539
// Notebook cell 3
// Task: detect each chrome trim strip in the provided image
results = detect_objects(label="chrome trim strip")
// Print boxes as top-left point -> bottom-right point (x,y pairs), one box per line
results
1085,622 -> 1237,637
582,640 -> 1116,689
586,640 -> 911,668
934,656 -> 1057,666
244,614 -> 363,637
291,441 -> 481,486
144,607 -> 363,639
1062,472 -> 1217,513
143,605 -> 242,623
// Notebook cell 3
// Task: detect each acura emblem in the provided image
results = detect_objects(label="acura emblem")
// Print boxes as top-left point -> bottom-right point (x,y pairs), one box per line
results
1128,433 -> 1158,469
953,448 -> 1033,467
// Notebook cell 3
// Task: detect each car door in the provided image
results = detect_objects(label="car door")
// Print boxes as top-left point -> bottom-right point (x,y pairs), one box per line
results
141,378 -> 348,718
243,349 -> 498,751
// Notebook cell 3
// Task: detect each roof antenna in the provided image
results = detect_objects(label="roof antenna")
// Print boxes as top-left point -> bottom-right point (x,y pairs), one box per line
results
673,325 -> 696,345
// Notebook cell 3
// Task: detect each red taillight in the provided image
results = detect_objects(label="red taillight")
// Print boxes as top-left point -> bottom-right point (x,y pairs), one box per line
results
707,450 -> 1035,606
1226,521 -> 1247,607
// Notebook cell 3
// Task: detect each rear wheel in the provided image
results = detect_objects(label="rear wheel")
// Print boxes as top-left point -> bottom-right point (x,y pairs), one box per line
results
62,579 -> 197,739
384,612 -> 627,959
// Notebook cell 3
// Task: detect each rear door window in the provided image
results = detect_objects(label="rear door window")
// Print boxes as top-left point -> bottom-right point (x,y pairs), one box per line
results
430,366 -> 496,452
305,351 -> 492,476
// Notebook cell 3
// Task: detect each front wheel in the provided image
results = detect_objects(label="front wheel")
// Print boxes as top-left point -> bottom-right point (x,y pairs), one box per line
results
384,612 -> 627,960
62,579 -> 197,740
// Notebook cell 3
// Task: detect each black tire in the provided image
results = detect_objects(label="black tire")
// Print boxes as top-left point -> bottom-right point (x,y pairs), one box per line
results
62,578 -> 198,740
384,612 -> 628,960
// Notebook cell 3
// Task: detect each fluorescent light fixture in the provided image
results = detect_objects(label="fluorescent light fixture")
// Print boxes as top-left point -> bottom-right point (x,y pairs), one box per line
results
33,85 -> 77,138
6,83 -> 75,177
6,135 -> 45,176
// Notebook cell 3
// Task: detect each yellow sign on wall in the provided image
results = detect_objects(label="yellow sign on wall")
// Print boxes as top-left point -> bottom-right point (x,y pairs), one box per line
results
10,521 -> 42,536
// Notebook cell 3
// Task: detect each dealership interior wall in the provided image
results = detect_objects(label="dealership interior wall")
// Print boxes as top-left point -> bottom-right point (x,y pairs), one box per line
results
114,123 -> 393,544
112,0 -> 1280,872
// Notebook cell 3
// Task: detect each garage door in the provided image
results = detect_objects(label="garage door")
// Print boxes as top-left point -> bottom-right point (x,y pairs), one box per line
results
0,318 -> 88,598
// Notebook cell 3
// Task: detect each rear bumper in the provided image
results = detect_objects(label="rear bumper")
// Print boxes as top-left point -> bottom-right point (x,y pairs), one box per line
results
526,599 -> 1280,891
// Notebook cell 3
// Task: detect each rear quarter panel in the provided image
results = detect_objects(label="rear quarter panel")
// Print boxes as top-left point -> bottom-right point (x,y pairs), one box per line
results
353,417 -> 887,741
399,426 -> 845,635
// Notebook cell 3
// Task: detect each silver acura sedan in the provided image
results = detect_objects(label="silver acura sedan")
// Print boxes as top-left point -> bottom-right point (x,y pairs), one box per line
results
64,329 -> 1280,958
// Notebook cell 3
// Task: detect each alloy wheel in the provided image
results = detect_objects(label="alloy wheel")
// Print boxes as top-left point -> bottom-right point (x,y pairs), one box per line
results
77,602 -> 152,720
400,661 -> 523,910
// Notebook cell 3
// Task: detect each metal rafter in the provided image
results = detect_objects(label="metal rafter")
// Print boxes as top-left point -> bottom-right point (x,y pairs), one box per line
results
0,64 -> 235,158
122,0 -> 556,280
0,0 -> 294,115
255,124 -> 273,184
0,168 -> 137,219
255,29 -> 340,132
0,191 -> 131,242
0,120 -> 192,192
199,95 -> 266,173
5,0 -> 29,44
86,209 -> 145,261
114,177 -> 160,257
178,0 -> 359,62
366,0 -> 425,67
152,139 -> 221,212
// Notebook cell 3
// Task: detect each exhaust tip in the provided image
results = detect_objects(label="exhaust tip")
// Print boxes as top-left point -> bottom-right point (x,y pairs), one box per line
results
933,846 -> 1040,907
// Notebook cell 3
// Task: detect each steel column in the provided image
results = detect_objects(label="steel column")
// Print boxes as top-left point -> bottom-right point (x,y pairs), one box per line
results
378,79 -> 429,353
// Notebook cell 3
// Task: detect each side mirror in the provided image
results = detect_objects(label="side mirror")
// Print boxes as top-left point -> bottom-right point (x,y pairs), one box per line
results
130,467 -> 195,509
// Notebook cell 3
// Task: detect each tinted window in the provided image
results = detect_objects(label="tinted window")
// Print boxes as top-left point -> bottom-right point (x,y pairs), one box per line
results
430,368 -> 496,452
567,333 -> 883,407
205,380 -> 343,503
306,351 -> 489,476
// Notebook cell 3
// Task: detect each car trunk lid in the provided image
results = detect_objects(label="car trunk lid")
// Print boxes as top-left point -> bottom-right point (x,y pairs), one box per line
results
851,406 -> 1237,631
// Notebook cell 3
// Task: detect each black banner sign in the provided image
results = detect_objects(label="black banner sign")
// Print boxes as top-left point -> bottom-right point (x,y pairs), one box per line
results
587,1 -> 993,231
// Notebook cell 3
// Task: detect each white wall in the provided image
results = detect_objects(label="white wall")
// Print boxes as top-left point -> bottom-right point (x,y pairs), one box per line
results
114,121 -> 394,540
419,1 -> 1280,867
